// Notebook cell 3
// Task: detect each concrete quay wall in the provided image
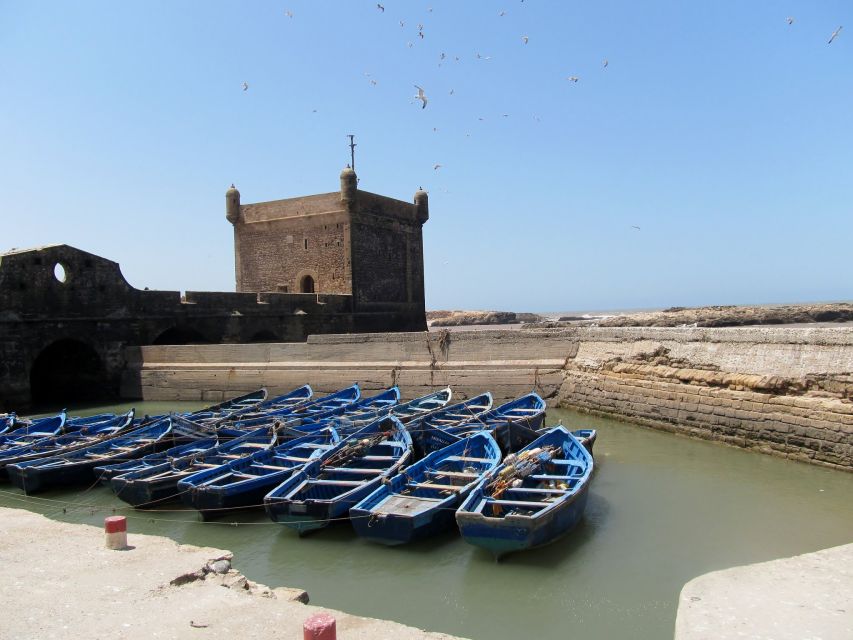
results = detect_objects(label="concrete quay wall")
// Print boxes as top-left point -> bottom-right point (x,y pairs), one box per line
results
124,326 -> 853,471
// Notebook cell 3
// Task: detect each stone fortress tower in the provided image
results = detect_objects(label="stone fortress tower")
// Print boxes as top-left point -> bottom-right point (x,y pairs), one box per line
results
226,167 -> 428,328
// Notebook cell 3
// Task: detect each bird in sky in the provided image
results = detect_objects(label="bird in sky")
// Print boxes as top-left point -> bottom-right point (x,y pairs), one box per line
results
284,10 -> 293,18
499,10 -> 506,17
418,30 -> 424,39
603,59 -> 609,69
828,26 -> 843,44
417,23 -> 424,31
476,53 -> 492,60
786,17 -> 794,25
400,20 -> 404,27
407,41 -> 413,48
433,164 -> 442,170
370,79 -> 378,86
533,115 -> 541,122
631,225 -> 641,231
440,52 -> 446,60
567,76 -> 579,83
502,114 -> 510,117
241,81 -> 249,91
449,88 -> 454,95
377,3 -> 384,12
414,85 -> 428,108
522,35 -> 529,44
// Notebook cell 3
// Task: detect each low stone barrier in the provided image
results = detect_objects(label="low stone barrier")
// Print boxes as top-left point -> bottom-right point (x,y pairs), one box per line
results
124,326 -> 853,470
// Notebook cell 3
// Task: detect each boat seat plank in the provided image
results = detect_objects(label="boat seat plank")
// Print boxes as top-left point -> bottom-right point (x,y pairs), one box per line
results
502,487 -> 568,495
445,456 -> 494,464
427,470 -> 479,479
250,464 -> 289,471
323,466 -> 384,475
489,499 -> 550,508
359,455 -> 397,461
408,481 -> 461,491
530,474 -> 572,481
504,408 -> 542,413
312,479 -> 362,486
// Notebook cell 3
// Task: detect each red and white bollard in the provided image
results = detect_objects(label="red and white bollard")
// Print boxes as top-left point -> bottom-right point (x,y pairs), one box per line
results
104,515 -> 127,550
303,613 -> 336,640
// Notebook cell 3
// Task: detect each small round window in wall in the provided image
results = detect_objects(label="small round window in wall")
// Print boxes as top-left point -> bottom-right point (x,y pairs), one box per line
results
54,263 -> 68,284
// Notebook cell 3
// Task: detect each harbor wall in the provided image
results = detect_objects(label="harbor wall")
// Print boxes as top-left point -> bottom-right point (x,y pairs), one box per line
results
124,326 -> 853,471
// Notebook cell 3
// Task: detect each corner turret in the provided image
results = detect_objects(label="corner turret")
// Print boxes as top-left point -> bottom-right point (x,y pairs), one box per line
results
414,187 -> 429,223
340,166 -> 357,210
225,184 -> 241,224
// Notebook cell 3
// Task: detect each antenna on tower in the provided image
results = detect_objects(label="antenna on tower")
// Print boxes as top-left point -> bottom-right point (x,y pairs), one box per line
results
348,134 -> 357,173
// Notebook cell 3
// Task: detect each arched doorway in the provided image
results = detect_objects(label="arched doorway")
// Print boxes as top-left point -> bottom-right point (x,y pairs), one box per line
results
300,275 -> 315,293
152,326 -> 212,345
29,339 -> 109,407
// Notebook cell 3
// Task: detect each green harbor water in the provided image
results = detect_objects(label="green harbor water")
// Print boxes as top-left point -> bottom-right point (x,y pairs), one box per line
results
2,400 -> 852,640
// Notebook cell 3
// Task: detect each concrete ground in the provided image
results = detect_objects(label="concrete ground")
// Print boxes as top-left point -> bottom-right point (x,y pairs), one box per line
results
0,507 -> 465,640
675,543 -> 853,639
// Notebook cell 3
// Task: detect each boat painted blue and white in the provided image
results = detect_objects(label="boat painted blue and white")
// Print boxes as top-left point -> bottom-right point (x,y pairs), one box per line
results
264,416 -> 412,533
176,429 -> 340,518
455,426 -> 594,558
351,431 -> 502,545
442,393 -> 547,453
6,415 -> 189,493
110,426 -> 283,508
409,392 -> 493,457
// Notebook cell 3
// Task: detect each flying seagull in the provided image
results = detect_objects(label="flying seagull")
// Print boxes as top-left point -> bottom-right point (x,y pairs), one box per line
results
284,10 -> 293,18
567,76 -> 579,83
828,26 -> 843,44
522,35 -> 529,44
400,20 -> 404,27
433,163 -> 442,170
631,225 -> 641,231
603,59 -> 609,68
407,41 -> 413,48
499,10 -> 506,17
786,17 -> 794,25
449,88 -> 454,95
377,3 -> 384,12
476,53 -> 492,60
370,79 -> 378,86
241,81 -> 249,91
414,85 -> 428,108
418,30 -> 424,39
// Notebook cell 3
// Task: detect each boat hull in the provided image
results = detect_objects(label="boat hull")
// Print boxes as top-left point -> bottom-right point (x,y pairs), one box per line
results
350,500 -> 460,545
456,481 -> 590,558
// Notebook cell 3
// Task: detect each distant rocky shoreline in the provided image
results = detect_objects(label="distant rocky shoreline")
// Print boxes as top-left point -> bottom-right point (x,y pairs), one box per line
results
428,303 -> 853,329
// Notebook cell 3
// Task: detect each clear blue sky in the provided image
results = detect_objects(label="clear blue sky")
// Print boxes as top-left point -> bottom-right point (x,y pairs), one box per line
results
2,1 -> 851,312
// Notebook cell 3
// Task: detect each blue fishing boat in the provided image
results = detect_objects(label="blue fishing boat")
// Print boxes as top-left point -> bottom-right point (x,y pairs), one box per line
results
389,388 -> 452,423
177,429 -> 339,518
0,413 -> 17,435
455,426 -> 594,558
230,384 -> 361,430
409,392 -> 493,457
0,412 -> 68,449
94,435 -> 219,484
7,416 -> 183,493
280,387 -> 401,436
183,388 -> 268,425
110,426 -> 282,508
264,416 -> 412,533
443,393 -> 547,453
351,432 -> 502,545
217,385 -> 313,423
0,411 -> 135,479
570,428 -> 597,454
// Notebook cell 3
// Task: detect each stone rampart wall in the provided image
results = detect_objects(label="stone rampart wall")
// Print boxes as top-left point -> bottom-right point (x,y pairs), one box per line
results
126,327 -> 853,471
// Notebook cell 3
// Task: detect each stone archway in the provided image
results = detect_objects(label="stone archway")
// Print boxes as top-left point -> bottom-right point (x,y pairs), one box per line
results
29,339 -> 109,407
300,275 -> 315,293
295,269 -> 319,294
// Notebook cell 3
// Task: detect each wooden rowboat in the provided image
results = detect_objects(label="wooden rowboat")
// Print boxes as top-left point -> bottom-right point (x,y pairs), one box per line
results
264,416 -> 412,533
455,426 -> 594,558
350,431 -> 502,545
176,429 -> 339,518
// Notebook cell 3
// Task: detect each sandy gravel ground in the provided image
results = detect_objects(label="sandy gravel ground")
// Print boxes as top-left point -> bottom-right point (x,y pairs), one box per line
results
0,507 -> 465,640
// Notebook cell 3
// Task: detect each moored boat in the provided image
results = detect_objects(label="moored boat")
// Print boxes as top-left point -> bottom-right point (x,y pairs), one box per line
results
351,431 -> 502,545
0,411 -> 135,479
110,426 -> 282,508
264,416 -> 412,533
216,385 -> 313,423
455,426 -> 594,558
176,429 -> 340,518
570,428 -> 597,454
6,416 -> 185,493
408,392 -> 493,457
229,384 -> 361,431
0,412 -> 68,450
443,393 -> 547,453
284,387 -> 401,436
